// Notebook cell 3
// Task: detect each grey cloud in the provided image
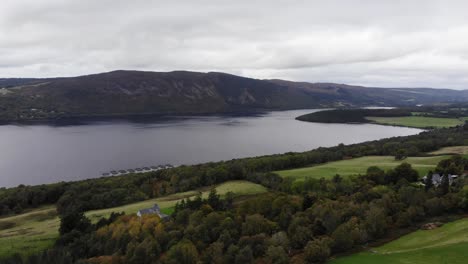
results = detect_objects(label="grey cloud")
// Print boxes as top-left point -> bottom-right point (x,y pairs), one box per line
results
1,0 -> 468,89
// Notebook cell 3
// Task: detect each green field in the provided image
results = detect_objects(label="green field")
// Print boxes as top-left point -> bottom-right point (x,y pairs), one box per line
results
275,156 -> 448,181
85,180 -> 267,222
0,180 -> 267,258
0,206 -> 59,259
329,218 -> 468,264
366,116 -> 465,128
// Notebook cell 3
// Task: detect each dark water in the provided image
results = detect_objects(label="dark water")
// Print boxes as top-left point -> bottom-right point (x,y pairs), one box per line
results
0,109 -> 422,187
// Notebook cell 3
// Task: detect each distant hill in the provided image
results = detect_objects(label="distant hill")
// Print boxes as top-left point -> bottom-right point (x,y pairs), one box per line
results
0,70 -> 467,122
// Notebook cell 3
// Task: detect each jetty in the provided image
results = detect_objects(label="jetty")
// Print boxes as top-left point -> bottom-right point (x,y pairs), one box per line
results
101,164 -> 174,177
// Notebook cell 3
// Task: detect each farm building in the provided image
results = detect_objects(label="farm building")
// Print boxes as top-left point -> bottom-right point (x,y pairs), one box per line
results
136,204 -> 169,220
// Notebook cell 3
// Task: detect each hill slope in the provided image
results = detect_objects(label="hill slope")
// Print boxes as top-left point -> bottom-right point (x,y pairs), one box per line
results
1,70 -> 468,122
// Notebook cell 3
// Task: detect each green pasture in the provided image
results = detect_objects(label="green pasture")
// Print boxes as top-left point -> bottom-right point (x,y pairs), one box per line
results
329,218 -> 468,264
275,155 -> 448,181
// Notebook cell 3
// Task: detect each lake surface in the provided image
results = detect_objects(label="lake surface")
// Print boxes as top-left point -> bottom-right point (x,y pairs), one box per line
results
0,109 -> 422,187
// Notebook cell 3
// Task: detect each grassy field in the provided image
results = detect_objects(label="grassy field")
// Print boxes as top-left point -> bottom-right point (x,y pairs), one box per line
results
85,180 -> 268,222
0,206 -> 59,259
275,155 -> 448,181
329,218 -> 468,264
0,180 -> 267,259
430,145 -> 468,155
366,116 -> 465,128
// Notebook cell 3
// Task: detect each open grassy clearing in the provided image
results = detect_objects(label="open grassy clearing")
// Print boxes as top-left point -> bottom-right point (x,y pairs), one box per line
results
275,155 -> 449,181
85,180 -> 267,222
366,116 -> 465,128
329,218 -> 468,264
0,180 -> 266,259
430,145 -> 468,155
0,206 -> 59,259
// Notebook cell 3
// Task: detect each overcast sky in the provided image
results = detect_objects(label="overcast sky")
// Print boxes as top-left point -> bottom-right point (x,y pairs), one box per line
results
1,0 -> 468,89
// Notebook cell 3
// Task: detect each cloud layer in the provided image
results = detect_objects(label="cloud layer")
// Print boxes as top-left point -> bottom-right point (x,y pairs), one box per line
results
1,0 -> 468,88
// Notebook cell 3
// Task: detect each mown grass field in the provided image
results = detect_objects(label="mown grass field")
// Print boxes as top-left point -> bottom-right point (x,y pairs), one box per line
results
366,116 -> 465,128
0,180 -> 267,259
430,145 -> 468,155
275,155 -> 449,181
329,218 -> 468,264
0,206 -> 59,259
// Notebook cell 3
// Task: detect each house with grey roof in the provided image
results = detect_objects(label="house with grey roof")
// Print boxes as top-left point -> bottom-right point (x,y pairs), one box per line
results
136,204 -> 169,220
422,173 -> 459,186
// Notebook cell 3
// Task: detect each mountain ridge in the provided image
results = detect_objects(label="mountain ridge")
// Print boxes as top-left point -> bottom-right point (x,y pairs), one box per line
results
0,70 -> 467,122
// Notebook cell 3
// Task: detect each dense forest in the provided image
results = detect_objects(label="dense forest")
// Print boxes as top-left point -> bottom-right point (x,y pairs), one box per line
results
1,125 -> 468,263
